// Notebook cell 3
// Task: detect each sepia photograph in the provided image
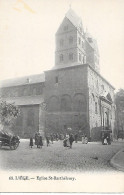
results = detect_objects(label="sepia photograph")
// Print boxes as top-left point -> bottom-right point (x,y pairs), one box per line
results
0,0 -> 124,192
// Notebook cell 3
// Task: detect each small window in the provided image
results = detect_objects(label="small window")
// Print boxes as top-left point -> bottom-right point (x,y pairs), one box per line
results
64,25 -> 68,31
78,37 -> 81,45
60,54 -> 63,62
69,36 -> 73,44
55,76 -> 58,84
79,53 -> 81,61
60,39 -> 64,47
69,53 -> 73,61
95,102 -> 98,114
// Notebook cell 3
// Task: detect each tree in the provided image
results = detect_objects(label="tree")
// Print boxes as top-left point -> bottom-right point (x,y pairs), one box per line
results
115,89 -> 124,139
0,100 -> 20,131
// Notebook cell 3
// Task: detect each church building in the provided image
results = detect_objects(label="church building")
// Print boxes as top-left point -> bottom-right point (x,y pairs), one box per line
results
0,9 -> 116,140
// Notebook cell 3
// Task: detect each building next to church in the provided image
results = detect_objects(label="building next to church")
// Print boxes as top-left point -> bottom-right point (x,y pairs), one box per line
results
0,9 -> 116,140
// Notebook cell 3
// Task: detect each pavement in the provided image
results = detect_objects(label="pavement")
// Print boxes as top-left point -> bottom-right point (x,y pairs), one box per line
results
110,141 -> 124,172
0,139 -> 124,172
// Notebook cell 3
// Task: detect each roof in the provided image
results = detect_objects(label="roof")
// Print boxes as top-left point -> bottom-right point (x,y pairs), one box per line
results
0,73 -> 45,88
1,95 -> 44,106
65,8 -> 83,30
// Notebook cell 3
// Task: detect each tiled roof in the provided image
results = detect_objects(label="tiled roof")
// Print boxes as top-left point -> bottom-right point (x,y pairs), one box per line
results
65,8 -> 82,29
1,95 -> 44,106
0,73 -> 45,88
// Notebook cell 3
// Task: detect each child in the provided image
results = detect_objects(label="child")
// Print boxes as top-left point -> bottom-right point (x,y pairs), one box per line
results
29,137 -> 33,148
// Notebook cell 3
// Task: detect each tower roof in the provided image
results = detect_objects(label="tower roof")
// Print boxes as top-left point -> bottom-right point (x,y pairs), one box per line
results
65,8 -> 83,30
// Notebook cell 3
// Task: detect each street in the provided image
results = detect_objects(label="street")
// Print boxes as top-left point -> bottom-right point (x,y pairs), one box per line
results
0,139 -> 124,172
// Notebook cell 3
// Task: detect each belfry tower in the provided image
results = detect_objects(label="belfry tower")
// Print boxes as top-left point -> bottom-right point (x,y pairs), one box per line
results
55,8 -> 100,72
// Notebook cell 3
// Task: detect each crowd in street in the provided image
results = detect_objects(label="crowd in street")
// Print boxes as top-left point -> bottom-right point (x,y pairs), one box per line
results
29,132 -> 89,149
29,131 -> 112,149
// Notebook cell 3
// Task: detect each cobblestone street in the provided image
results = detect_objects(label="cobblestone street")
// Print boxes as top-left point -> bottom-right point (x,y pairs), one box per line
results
0,139 -> 124,172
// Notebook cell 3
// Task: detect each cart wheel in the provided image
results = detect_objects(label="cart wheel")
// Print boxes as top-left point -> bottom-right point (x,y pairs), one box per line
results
10,142 -> 19,150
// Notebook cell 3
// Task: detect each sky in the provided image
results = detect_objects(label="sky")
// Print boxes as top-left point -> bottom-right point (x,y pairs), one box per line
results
0,0 -> 124,91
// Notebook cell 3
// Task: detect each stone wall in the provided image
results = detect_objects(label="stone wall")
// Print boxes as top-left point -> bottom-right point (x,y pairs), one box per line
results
44,65 -> 90,137
88,66 -> 115,140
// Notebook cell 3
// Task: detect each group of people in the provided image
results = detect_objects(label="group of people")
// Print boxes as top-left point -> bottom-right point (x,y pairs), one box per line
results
29,132 -> 52,148
29,131 -> 90,149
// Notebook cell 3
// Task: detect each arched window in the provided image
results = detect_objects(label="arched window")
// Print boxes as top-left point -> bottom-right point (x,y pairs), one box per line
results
69,36 -> 73,44
60,54 -> 63,62
73,93 -> 86,112
48,96 -> 59,112
61,95 -> 72,111
60,39 -> 64,47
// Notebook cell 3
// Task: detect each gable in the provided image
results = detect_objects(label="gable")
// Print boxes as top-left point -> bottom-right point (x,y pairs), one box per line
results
56,17 -> 76,35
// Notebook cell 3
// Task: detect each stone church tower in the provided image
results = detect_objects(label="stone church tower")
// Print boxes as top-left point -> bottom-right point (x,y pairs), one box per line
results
55,8 -> 100,72
44,8 -> 115,140
0,8 -> 115,140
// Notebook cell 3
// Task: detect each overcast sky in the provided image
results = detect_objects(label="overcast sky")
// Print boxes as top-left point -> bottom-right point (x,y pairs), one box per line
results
0,0 -> 124,91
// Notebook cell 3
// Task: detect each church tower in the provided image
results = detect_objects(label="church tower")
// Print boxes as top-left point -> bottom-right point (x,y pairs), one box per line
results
55,8 -> 100,72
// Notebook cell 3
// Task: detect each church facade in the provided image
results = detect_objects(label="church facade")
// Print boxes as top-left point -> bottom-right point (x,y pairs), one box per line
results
0,9 -> 116,140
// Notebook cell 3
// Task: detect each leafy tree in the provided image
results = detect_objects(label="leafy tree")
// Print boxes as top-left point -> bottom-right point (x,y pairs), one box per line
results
0,100 -> 20,131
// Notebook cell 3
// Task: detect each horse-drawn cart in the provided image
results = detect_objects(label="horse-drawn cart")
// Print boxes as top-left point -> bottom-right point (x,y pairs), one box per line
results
0,131 -> 20,150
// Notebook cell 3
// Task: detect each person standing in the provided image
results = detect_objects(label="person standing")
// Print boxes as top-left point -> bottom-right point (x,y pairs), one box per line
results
39,135 -> 43,148
29,137 -> 33,148
69,134 -> 74,148
74,133 -> 78,143
46,135 -> 50,147
50,134 -> 54,144
35,131 -> 39,148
